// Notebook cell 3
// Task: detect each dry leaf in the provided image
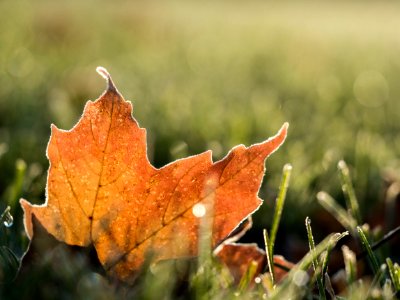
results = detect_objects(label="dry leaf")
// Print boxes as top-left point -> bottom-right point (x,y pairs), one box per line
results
215,243 -> 294,286
272,254 -> 294,283
20,67 -> 288,282
215,243 -> 266,285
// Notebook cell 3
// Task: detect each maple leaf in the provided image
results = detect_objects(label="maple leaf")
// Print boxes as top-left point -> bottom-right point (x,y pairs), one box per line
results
20,67 -> 288,282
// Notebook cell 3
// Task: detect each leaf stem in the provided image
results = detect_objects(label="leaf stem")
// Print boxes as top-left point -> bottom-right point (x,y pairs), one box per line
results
96,66 -> 117,93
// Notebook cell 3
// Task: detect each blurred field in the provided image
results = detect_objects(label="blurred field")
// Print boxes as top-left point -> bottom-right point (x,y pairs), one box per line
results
0,0 -> 400,271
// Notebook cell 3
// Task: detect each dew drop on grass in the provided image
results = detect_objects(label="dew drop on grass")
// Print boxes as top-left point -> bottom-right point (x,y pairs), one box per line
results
4,216 -> 13,227
2,210 -> 13,228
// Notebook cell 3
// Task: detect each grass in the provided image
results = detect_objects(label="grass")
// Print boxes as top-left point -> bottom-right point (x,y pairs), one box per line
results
264,163 -> 292,286
0,0 -> 399,298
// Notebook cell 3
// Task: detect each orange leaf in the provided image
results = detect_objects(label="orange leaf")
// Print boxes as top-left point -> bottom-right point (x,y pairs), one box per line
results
20,67 -> 288,282
272,254 -> 294,283
215,243 -> 266,285
215,243 -> 294,285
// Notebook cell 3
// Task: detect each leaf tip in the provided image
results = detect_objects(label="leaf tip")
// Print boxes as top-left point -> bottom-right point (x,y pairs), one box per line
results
281,122 -> 289,134
272,122 -> 289,144
19,198 -> 34,239
19,198 -> 30,211
269,122 -> 289,150
96,66 -> 117,93
50,123 -> 58,132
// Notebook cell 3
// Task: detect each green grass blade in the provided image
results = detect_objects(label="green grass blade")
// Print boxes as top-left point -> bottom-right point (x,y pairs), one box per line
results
367,264 -> 387,297
317,191 -> 357,234
395,263 -> 400,291
238,260 -> 259,292
263,229 -> 275,286
382,279 -> 395,299
320,240 -> 335,284
357,226 -> 380,275
323,274 -> 336,299
271,231 -> 349,300
342,245 -> 357,285
269,163 -> 292,249
263,164 -> 292,289
305,217 -> 326,300
193,201 -> 214,299
338,160 -> 361,224
297,231 -> 348,274
386,258 -> 400,292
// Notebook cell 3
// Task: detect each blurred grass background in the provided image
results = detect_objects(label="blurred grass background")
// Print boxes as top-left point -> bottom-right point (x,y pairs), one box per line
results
0,0 -> 399,264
